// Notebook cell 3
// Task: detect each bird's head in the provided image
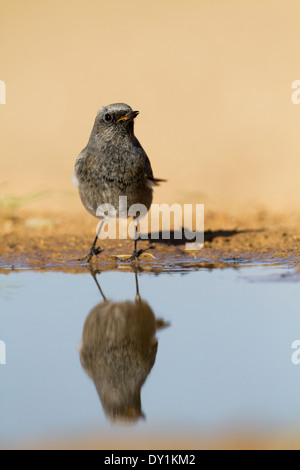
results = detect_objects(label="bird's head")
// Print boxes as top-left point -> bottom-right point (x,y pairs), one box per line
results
93,103 -> 139,143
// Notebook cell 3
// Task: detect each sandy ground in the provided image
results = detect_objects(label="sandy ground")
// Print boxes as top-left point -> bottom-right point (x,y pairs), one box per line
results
1,205 -> 300,273
6,433 -> 300,451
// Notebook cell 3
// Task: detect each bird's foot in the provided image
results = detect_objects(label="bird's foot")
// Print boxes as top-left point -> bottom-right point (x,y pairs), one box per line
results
78,246 -> 103,263
113,249 -> 156,263
128,249 -> 144,262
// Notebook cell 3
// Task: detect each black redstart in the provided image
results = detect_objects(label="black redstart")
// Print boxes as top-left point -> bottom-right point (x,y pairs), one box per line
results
73,103 -> 165,262
79,269 -> 169,423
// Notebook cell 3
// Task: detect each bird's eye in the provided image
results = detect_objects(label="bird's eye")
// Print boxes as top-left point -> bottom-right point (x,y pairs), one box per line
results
104,113 -> 112,122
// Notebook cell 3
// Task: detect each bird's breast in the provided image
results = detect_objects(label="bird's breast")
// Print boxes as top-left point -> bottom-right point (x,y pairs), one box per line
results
75,149 -> 152,218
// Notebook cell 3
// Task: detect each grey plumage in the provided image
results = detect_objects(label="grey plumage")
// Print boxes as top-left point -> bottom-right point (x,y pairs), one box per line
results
74,103 -> 165,261
79,269 -> 170,423
79,298 -> 157,423
74,103 -> 163,217
79,270 -> 169,423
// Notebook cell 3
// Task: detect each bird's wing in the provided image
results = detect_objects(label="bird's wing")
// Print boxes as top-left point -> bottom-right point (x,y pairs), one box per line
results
133,136 -> 167,185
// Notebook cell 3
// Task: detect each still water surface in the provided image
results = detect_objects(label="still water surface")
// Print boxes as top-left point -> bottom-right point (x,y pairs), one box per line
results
1,265 -> 300,446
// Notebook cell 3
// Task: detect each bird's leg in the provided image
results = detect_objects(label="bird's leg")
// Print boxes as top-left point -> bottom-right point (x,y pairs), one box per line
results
86,233 -> 102,261
115,218 -> 151,263
129,219 -> 144,261
79,220 -> 104,263
134,270 -> 141,302
87,266 -> 107,301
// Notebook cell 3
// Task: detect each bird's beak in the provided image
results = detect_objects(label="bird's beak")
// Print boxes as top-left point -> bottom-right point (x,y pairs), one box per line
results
117,110 -> 139,122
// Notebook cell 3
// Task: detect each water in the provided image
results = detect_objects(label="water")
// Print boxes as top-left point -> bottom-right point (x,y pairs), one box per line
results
1,264 -> 300,447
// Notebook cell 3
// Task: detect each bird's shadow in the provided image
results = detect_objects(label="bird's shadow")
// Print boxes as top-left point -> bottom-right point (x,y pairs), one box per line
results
144,228 -> 264,246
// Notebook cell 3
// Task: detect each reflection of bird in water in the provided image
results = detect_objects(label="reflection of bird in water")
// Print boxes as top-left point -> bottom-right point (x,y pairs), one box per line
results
79,269 -> 168,424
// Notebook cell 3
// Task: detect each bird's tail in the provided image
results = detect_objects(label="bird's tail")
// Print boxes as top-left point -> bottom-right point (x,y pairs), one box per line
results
147,176 -> 167,186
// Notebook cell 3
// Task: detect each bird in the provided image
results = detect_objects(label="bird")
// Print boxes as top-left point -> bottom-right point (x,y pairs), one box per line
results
79,268 -> 169,423
73,103 -> 165,262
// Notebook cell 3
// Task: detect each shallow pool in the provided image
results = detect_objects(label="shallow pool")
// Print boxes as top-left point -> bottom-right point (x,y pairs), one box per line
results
1,264 -> 300,447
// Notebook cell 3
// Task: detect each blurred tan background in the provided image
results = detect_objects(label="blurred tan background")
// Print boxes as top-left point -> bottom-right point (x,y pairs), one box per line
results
1,0 -> 300,215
